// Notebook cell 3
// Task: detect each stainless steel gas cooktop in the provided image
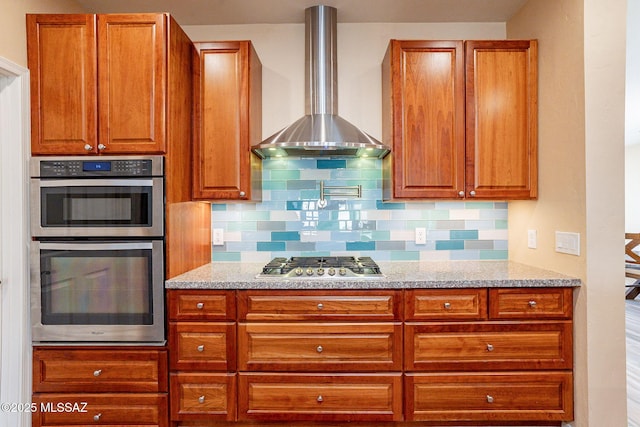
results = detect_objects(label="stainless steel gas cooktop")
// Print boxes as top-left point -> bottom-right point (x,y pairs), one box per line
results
257,256 -> 384,279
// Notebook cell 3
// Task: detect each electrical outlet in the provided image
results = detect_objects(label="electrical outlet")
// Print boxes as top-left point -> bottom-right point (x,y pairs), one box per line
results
415,228 -> 427,245
527,229 -> 537,249
212,228 -> 224,246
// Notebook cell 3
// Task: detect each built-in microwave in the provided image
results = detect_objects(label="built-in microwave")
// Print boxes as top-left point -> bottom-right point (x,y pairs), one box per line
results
30,156 -> 164,237
30,240 -> 165,343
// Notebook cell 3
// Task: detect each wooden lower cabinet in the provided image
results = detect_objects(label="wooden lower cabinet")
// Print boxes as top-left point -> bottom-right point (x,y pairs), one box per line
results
170,373 -> 236,421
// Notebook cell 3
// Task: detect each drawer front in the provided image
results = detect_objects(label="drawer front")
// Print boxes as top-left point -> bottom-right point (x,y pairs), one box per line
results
33,348 -> 167,393
170,373 -> 236,421
405,322 -> 572,371
167,290 -> 236,321
238,373 -> 403,422
406,289 -> 488,320
238,322 -> 402,371
32,393 -> 168,426
489,288 -> 573,319
405,372 -> 573,422
169,322 -> 236,371
238,290 -> 402,321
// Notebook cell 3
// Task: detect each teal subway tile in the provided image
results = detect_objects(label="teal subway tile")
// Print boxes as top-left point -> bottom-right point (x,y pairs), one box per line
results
390,251 -> 420,261
495,219 -> 508,229
465,202 -> 495,209
316,241 -> 346,251
480,250 -> 508,260
287,159 -> 319,169
369,230 -> 391,241
317,159 -> 346,169
317,221 -> 340,231
287,180 -> 317,190
227,222 -> 256,232
256,201 -> 287,211
407,220 -> 428,228
451,230 -> 479,240
257,241 -> 286,251
300,189 -> 320,199
376,200 -> 406,210
211,203 -> 227,211
241,211 -> 271,221
271,169 -> 301,180
346,241 -> 375,251
257,221 -> 286,231
331,231 -> 362,241
262,158 -> 290,169
241,231 -> 271,241
422,210 -> 449,220
331,169 -> 362,179
287,201 -> 304,210
451,250 -> 480,260
212,252 -> 241,261
262,180 -> 287,190
271,231 -> 300,241
436,240 -> 465,250
361,168 -> 382,179
345,158 -> 380,169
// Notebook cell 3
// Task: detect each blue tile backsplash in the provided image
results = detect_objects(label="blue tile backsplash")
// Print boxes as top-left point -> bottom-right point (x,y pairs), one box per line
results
211,157 -> 508,263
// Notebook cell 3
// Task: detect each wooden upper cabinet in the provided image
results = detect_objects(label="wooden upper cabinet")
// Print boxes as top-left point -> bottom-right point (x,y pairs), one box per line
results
465,40 -> 538,199
382,39 -> 537,200
27,13 -> 170,155
192,41 -> 262,201
382,40 -> 466,199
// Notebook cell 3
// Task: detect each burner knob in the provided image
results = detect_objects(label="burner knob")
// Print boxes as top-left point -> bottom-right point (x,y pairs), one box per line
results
327,268 -> 336,276
339,267 -> 347,276
295,267 -> 304,276
317,268 -> 325,276
306,268 -> 314,276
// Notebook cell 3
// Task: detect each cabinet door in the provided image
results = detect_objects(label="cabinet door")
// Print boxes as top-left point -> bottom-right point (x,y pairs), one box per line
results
465,40 -> 538,199
27,14 -> 98,155
97,14 -> 166,153
193,41 -> 262,200
382,40 -> 465,199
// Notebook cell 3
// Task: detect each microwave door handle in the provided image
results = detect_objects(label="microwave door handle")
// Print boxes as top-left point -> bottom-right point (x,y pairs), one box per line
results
37,179 -> 154,187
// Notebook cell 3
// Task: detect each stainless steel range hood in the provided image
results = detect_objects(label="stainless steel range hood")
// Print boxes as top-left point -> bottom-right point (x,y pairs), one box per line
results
252,5 -> 390,159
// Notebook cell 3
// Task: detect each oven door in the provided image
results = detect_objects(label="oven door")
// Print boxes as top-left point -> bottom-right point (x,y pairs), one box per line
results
30,240 -> 164,343
31,178 -> 164,237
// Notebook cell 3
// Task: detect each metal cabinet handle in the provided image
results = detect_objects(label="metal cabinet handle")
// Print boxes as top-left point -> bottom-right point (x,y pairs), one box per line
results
198,395 -> 205,404
316,345 -> 323,353
529,300 -> 537,308
197,345 -> 205,352
458,190 -> 465,197
93,369 -> 102,377
317,303 -> 324,310
196,302 -> 204,310
97,143 -> 107,150
486,344 -> 494,352
486,395 -> 494,403
93,413 -> 101,421
239,191 -> 246,197
317,395 -> 323,403
469,190 -> 477,197
84,144 -> 93,151
443,302 -> 452,310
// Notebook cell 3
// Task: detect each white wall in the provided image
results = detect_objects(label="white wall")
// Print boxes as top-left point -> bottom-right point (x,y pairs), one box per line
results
627,144 -> 640,232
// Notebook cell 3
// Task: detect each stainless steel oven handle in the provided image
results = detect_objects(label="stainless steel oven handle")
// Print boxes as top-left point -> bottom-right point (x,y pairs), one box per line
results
38,179 -> 154,187
38,242 -> 154,251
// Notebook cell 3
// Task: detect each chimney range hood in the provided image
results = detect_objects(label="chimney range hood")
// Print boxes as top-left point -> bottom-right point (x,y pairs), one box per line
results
252,5 -> 390,159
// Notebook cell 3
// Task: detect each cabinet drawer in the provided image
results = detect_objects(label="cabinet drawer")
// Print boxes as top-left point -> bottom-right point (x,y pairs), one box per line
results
405,321 -> 572,371
169,322 -> 236,371
33,347 -> 167,393
489,288 -> 573,319
405,371 -> 573,422
238,322 -> 402,371
167,290 -> 236,321
238,373 -> 403,422
406,289 -> 487,320
238,290 -> 402,320
32,393 -> 168,426
170,373 -> 236,421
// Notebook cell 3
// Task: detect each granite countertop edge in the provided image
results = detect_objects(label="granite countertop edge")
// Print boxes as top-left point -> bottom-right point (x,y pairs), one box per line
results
165,260 -> 582,290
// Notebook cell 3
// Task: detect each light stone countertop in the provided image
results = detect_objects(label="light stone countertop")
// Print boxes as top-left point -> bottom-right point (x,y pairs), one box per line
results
165,260 -> 581,290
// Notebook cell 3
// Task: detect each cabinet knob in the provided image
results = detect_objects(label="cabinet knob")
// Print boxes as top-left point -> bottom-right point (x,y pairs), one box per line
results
458,190 -> 465,197
317,303 -> 324,310
197,345 -> 205,352
317,395 -> 324,403
97,143 -> 107,150
316,345 -> 323,353
84,144 -> 93,151
198,395 -> 205,404
196,302 -> 204,310
93,413 -> 102,421
93,369 -> 102,377
528,300 -> 537,308
239,191 -> 246,197
486,344 -> 494,352
486,395 -> 494,403
443,302 -> 452,310
469,190 -> 476,197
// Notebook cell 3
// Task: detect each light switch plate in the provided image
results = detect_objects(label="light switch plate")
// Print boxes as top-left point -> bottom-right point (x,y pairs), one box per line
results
212,228 -> 224,246
555,231 -> 580,256
527,229 -> 537,249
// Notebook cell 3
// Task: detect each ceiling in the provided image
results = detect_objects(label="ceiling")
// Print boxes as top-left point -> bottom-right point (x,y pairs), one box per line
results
73,0 -> 529,25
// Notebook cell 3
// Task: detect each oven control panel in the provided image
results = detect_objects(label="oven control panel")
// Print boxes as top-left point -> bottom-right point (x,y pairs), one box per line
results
32,156 -> 163,178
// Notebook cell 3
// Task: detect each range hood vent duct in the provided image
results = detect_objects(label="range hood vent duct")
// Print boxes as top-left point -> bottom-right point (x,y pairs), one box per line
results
252,5 -> 390,159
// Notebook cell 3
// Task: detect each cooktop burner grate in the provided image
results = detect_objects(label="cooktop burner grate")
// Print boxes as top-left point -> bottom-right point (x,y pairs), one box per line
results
258,256 -> 383,278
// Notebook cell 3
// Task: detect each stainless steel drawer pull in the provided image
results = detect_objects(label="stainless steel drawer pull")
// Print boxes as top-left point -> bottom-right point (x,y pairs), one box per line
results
197,345 -> 205,352
317,395 -> 323,403
93,413 -> 101,421
97,143 -> 107,150
486,395 -> 494,403
93,369 -> 102,377
443,302 -> 452,310
528,300 -> 537,308
316,345 -> 323,353
84,144 -> 93,151
196,302 -> 204,309
317,303 -> 324,310
486,344 -> 494,352
198,395 -> 205,404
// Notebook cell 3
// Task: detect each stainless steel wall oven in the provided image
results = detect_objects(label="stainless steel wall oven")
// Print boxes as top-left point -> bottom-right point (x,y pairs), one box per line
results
30,156 -> 165,343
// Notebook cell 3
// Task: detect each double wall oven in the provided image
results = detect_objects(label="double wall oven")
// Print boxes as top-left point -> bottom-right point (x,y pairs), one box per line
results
30,156 -> 165,344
